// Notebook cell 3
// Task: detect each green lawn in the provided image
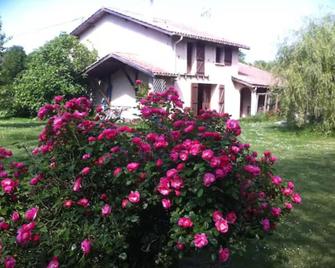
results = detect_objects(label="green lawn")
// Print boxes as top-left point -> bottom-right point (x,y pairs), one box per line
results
0,118 -> 334,268
0,118 -> 44,161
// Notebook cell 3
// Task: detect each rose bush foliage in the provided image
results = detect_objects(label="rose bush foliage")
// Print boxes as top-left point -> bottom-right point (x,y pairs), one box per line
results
0,88 -> 302,267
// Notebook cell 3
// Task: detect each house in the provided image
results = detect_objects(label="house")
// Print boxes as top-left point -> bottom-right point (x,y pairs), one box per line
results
71,7 -> 276,119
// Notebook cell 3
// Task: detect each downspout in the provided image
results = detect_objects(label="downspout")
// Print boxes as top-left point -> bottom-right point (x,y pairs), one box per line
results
173,35 -> 183,73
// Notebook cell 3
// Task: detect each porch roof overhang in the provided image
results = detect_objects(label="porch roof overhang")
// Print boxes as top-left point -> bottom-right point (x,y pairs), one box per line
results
84,52 -> 178,78
232,76 -> 270,88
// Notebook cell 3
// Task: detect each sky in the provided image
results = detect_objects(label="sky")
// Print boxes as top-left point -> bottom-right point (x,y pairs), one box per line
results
1,0 -> 335,62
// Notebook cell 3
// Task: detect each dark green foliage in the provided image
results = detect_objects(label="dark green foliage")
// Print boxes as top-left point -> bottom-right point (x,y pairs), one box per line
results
11,33 -> 97,116
276,14 -> 335,132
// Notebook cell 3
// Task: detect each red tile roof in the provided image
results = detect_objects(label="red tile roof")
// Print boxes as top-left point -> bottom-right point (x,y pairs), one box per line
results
71,7 -> 249,49
84,52 -> 177,77
232,63 -> 276,88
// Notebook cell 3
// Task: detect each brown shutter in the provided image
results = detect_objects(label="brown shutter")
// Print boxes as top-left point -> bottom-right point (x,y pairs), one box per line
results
196,43 -> 205,75
224,46 -> 232,66
191,83 -> 199,114
219,85 -> 225,113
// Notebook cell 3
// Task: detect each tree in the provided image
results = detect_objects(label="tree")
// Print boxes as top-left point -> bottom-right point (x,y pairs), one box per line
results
276,14 -> 335,132
0,46 -> 26,85
0,18 -> 6,59
238,50 -> 247,63
0,46 -> 27,115
12,33 -> 97,116
253,60 -> 275,71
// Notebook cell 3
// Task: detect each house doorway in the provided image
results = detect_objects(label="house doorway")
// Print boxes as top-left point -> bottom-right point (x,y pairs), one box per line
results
240,87 -> 251,117
191,83 -> 212,115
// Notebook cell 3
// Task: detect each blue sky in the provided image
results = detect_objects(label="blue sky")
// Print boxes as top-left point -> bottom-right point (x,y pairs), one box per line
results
1,0 -> 334,62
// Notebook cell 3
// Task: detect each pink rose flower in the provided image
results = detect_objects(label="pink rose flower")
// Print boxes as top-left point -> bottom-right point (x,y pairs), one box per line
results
73,177 -> 82,192
292,193 -> 302,204
127,162 -> 140,172
11,211 -> 20,222
162,199 -> 172,209
193,233 -> 208,248
47,256 -> 59,268
271,207 -> 281,217
166,168 -> 178,178
212,210 -> 223,222
244,165 -> 261,176
4,256 -> 16,268
122,198 -> 129,208
226,119 -> 241,135
0,221 -> 10,230
81,167 -> 90,176
82,153 -> 91,160
1,178 -> 16,194
178,217 -> 193,228
215,218 -> 229,233
81,239 -> 91,255
63,200 -> 73,208
218,247 -> 230,263
170,176 -> 184,189
53,96 -> 63,104
202,149 -> 214,161
25,207 -> 39,221
176,242 -> 185,251
271,176 -> 282,185
77,198 -> 90,208
203,172 -> 216,187
101,204 -> 112,217
261,218 -> 271,232
128,191 -> 140,203
284,202 -> 293,210
226,211 -> 237,224
287,181 -> 295,189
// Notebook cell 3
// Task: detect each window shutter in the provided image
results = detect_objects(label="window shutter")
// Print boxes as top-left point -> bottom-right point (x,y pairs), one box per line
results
187,43 -> 193,73
219,85 -> 225,113
196,44 -> 205,75
191,83 -> 199,114
224,47 -> 232,66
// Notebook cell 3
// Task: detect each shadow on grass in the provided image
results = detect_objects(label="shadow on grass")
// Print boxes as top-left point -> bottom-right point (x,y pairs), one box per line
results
0,121 -> 45,128
231,150 -> 335,268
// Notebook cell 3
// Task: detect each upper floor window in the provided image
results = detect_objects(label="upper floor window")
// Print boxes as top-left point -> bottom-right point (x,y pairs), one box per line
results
216,47 -> 224,63
187,42 -> 193,73
224,46 -> 233,66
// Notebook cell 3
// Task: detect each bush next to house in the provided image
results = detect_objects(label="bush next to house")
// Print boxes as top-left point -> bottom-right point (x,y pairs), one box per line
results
9,33 -> 97,116
0,88 -> 302,267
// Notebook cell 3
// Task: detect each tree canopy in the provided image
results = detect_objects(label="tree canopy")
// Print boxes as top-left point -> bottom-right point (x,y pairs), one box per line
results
12,33 -> 97,116
276,14 -> 335,132
0,46 -> 26,85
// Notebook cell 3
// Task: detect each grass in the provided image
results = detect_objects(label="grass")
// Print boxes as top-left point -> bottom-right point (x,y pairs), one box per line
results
0,118 -> 334,267
232,121 -> 335,268
0,118 -> 44,161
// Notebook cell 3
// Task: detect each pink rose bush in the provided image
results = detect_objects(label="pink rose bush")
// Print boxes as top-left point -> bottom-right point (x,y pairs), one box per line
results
0,88 -> 302,267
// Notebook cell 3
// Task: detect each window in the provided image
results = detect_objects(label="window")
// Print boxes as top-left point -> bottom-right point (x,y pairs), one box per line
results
216,47 -> 223,63
187,43 -> 193,73
224,46 -> 232,65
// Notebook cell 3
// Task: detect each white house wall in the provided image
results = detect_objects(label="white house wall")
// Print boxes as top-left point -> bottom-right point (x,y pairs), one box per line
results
79,15 -> 175,71
174,41 -> 241,118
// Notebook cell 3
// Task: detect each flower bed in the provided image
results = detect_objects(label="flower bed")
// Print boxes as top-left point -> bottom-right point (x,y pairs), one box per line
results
0,88 -> 301,267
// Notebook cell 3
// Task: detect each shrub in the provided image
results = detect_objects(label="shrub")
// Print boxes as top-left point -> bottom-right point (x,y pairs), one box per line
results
0,89 -> 302,267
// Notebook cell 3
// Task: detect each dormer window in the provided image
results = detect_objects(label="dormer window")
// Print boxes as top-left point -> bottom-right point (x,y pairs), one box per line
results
224,46 -> 233,66
215,47 -> 224,63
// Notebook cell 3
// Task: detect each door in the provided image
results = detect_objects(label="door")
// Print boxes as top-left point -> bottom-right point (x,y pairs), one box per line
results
196,43 -> 205,75
197,84 -> 211,114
